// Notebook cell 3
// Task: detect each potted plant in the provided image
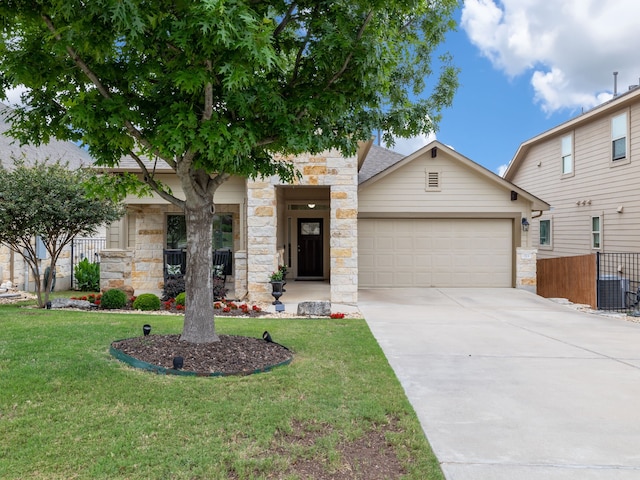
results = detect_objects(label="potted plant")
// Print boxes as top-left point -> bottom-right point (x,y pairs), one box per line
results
269,270 -> 285,306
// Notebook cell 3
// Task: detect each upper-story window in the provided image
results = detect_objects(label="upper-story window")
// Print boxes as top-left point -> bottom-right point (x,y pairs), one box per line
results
591,216 -> 601,249
611,112 -> 627,161
561,134 -> 573,175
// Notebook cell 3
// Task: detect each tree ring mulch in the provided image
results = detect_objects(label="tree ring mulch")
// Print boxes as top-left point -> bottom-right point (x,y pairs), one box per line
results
110,334 -> 293,377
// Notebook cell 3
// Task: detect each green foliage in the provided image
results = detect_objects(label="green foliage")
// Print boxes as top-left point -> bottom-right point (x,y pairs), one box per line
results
0,159 -> 124,307
132,293 -> 161,311
175,292 -> 186,306
74,258 -> 100,292
0,0 -> 458,338
100,288 -> 128,310
162,276 -> 185,301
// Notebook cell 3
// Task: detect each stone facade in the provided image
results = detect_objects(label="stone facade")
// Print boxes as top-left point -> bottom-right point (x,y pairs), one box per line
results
100,249 -> 133,292
516,247 -> 537,293
246,151 -> 359,304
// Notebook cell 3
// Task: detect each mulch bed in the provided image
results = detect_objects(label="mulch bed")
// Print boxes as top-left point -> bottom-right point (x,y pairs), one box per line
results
111,334 -> 292,375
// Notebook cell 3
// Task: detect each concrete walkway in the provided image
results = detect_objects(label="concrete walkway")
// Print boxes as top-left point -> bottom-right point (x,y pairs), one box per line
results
358,288 -> 640,480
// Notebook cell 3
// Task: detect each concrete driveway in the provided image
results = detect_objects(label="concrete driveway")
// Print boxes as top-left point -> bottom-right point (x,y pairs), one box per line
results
358,288 -> 640,480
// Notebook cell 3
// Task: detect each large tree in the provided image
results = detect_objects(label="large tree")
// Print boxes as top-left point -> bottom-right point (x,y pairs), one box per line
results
0,0 -> 458,343
0,159 -> 124,308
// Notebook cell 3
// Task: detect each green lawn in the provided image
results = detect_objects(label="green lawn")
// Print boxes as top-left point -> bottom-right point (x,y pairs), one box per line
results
0,303 -> 444,479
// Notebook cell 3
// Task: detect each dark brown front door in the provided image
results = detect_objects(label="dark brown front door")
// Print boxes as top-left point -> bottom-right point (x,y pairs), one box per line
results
297,218 -> 323,277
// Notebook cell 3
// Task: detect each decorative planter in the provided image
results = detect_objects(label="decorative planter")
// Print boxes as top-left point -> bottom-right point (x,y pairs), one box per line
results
270,280 -> 284,305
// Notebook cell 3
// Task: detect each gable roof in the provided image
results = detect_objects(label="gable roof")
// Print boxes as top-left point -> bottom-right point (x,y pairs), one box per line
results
504,86 -> 640,181
0,103 -> 94,169
357,144 -> 405,184
361,139 -> 549,211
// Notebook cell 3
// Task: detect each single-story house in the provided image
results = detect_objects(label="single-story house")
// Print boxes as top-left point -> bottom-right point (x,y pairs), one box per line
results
101,139 -> 548,303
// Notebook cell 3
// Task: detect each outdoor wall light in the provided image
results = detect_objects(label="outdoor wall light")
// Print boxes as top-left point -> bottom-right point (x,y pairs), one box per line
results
173,356 -> 184,370
143,324 -> 151,336
521,218 -> 530,232
307,203 -> 316,209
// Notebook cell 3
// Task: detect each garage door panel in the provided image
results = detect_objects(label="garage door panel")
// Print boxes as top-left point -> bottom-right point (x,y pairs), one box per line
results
359,218 -> 512,288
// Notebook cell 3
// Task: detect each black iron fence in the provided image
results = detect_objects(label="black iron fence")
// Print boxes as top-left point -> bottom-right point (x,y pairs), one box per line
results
71,237 -> 106,290
596,252 -> 640,312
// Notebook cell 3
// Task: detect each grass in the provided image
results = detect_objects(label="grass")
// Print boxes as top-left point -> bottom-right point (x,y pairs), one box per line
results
0,301 -> 444,479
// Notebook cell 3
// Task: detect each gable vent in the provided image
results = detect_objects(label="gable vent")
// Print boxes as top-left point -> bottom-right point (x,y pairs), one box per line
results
426,170 -> 441,191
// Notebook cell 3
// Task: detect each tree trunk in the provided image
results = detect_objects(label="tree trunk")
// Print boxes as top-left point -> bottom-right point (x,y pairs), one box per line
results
179,198 -> 219,343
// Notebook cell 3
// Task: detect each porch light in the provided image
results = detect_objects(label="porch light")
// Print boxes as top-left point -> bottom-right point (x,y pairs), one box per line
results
521,218 -> 530,232
143,324 -> 151,336
307,203 -> 316,209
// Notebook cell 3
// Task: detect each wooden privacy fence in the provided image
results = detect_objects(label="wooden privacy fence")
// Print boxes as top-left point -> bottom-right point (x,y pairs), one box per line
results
537,254 -> 597,308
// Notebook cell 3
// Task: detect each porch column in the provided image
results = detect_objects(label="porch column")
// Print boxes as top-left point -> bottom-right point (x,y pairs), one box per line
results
516,247 -> 537,293
246,180 -> 277,303
330,184 -> 358,305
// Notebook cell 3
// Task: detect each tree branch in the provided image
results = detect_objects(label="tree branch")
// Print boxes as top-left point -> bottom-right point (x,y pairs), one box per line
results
324,11 -> 374,90
129,151 -> 185,209
41,14 -> 175,169
273,2 -> 297,38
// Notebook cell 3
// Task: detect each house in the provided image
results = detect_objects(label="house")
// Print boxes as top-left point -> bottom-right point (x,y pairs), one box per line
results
102,139 -> 548,303
504,86 -> 640,260
0,103 -> 102,291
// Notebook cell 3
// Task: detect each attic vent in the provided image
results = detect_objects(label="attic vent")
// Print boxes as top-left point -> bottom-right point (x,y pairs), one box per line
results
425,170 -> 441,191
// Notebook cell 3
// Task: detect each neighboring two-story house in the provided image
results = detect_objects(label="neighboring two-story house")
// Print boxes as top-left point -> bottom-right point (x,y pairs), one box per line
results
102,139 -> 547,304
504,86 -> 640,307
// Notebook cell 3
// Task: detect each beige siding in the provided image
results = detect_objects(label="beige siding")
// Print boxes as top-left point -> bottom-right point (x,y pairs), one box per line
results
122,175 -> 246,204
511,101 -> 640,258
359,150 -> 529,215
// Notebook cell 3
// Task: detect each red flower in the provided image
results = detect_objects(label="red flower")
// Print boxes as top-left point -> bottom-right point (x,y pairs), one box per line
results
94,300 -> 101,305
223,307 -> 231,313
176,304 -> 184,310
81,296 -> 87,301
330,312 -> 345,319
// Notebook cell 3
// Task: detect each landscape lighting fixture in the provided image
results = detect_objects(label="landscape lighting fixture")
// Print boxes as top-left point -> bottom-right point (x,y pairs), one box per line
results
143,324 -> 151,336
173,356 -> 184,370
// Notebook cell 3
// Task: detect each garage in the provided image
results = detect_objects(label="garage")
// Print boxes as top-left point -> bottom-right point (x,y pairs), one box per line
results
358,218 -> 513,288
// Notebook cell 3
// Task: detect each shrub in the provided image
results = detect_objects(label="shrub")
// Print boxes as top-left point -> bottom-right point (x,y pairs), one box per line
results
133,293 -> 161,311
100,288 -> 128,310
175,292 -> 186,306
162,276 -> 185,301
213,275 -> 228,300
75,258 -> 100,291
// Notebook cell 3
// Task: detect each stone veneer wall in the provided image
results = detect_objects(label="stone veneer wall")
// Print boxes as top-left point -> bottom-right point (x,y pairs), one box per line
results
100,249 -> 133,292
246,151 -> 358,304
0,243 -> 74,291
516,247 -> 537,293
131,206 -> 165,295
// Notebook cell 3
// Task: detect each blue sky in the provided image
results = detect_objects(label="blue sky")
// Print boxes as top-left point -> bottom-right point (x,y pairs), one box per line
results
389,0 -> 640,176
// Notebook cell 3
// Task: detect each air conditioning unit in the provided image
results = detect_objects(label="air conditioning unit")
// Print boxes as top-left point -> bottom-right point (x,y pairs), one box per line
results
597,275 -> 630,310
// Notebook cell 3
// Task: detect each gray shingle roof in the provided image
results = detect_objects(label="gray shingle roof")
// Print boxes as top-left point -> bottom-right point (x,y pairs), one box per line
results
0,103 -> 93,169
358,144 -> 405,184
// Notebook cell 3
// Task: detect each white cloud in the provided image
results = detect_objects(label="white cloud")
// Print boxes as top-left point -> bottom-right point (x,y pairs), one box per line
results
3,86 -> 28,107
461,0 -> 640,113
497,163 -> 508,177
385,132 -> 437,156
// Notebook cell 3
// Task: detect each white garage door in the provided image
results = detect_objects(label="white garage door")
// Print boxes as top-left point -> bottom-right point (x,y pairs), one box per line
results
358,218 -> 513,287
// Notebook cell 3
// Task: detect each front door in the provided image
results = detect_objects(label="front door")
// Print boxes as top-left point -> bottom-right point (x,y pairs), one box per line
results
297,218 -> 323,277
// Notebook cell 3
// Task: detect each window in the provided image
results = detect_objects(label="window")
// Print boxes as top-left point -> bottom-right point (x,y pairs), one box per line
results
166,213 -> 233,250
561,134 -> 573,175
591,216 -> 601,249
539,219 -> 551,246
612,112 -> 627,161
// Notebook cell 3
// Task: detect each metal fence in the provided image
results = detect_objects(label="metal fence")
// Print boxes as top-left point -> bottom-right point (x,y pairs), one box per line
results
596,252 -> 640,312
71,237 -> 106,290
